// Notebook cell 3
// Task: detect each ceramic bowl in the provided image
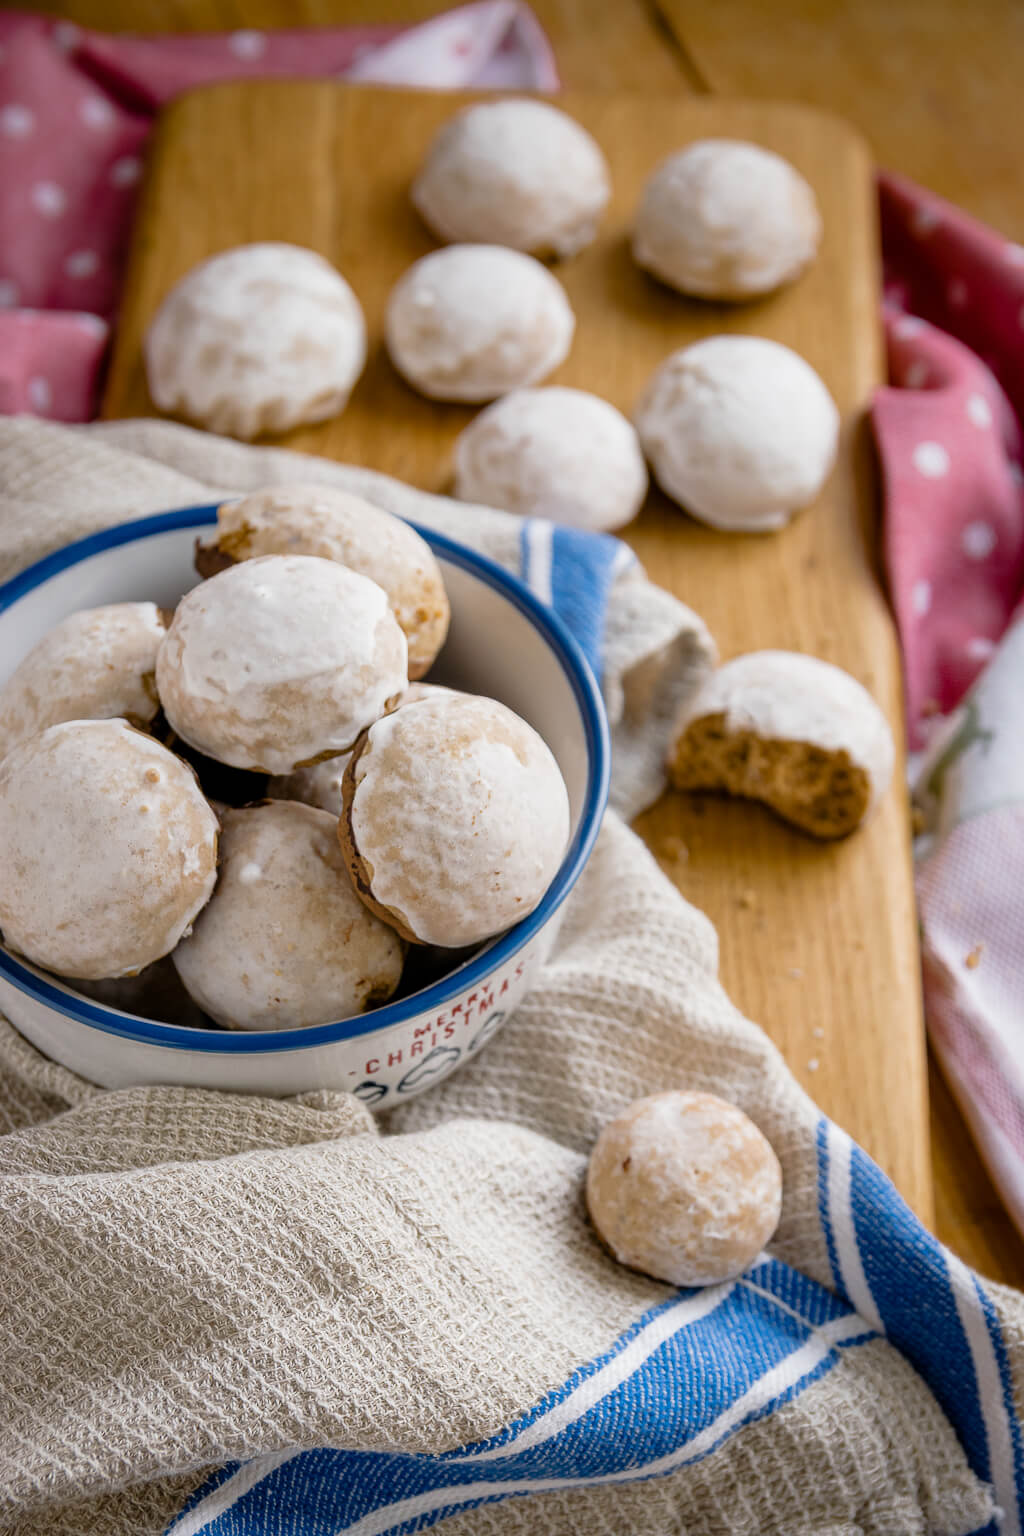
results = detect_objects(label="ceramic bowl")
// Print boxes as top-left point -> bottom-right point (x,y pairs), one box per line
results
0,506 -> 609,1104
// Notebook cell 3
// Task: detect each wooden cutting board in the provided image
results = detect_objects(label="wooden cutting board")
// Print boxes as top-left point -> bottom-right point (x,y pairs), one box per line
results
103,82 -> 931,1224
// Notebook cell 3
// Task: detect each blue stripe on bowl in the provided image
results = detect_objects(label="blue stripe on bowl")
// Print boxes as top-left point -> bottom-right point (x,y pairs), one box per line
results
0,507 -> 610,1054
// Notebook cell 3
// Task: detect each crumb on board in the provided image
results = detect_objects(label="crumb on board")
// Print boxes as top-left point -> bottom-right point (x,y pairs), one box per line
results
807,1057 -> 820,1072
965,943 -> 985,970
812,1026 -> 824,1039
738,889 -> 756,910
788,966 -> 803,980
658,834 -> 688,863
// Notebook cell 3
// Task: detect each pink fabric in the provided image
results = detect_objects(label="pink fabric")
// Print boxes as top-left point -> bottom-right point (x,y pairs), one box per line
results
0,3 -> 557,417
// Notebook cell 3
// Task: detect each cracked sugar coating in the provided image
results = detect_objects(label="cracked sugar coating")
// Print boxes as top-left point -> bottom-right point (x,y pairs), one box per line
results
386,245 -> 574,403
586,1091 -> 782,1287
156,554 -> 407,776
668,650 -> 895,838
172,801 -> 404,1031
633,139 -> 821,300
454,387 -> 648,533
144,243 -> 367,440
340,691 -> 571,947
0,719 -> 218,981
635,336 -> 839,532
196,484 -> 449,679
0,602 -> 166,762
412,98 -> 610,259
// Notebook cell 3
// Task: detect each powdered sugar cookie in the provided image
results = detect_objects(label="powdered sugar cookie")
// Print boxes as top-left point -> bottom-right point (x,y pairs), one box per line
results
413,98 -> 610,259
587,1090 -> 782,1287
0,719 -> 218,980
386,245 -> 574,403
144,243 -> 366,440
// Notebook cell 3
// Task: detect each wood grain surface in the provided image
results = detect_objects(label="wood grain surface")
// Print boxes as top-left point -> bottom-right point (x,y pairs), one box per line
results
100,81 -> 931,1223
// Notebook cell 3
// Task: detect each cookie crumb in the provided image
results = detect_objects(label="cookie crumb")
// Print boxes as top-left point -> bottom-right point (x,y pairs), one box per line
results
659,834 -> 688,863
738,888 -> 757,910
807,1057 -> 820,1072
812,1026 -> 824,1039
965,943 -> 985,970
788,966 -> 803,979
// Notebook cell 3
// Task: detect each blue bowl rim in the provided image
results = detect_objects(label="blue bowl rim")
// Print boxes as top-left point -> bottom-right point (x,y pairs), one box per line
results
0,504 -> 611,1053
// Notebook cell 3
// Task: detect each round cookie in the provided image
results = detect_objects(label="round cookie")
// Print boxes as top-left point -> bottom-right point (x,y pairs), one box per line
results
0,602 -> 166,763
454,387 -> 647,532
340,690 -> 570,947
633,139 -> 821,300
144,243 -> 366,440
586,1090 -> 782,1287
195,484 -> 449,679
386,245 -> 574,403
634,336 -> 839,532
667,650 -> 895,838
412,98 -> 610,259
0,719 -> 218,981
156,554 -> 408,775
173,800 -> 405,1031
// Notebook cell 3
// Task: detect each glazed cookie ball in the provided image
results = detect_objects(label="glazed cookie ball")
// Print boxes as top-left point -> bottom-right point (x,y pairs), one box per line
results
633,140 -> 821,300
386,245 -> 574,403
156,555 -> 407,775
454,387 -> 647,532
340,690 -> 571,947
195,484 -> 450,679
412,98 -> 610,259
635,336 -> 839,532
587,1091 -> 782,1287
0,602 -> 166,762
0,719 -> 218,980
144,243 -> 366,440
668,650 -> 895,838
173,801 -> 404,1031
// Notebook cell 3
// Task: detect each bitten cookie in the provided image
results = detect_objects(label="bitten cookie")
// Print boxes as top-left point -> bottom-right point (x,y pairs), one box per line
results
144,243 -> 366,440
667,650 -> 895,838
156,554 -> 407,775
173,800 -> 404,1031
0,719 -> 218,980
412,98 -> 610,259
195,484 -> 449,679
454,387 -> 648,533
339,690 -> 570,947
386,245 -> 574,403
0,602 -> 166,762
586,1090 -> 782,1287
633,139 -> 821,300
634,336 -> 839,532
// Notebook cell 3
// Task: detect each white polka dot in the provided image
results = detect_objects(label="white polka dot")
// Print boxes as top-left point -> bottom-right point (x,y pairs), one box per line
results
911,579 -> 932,616
896,315 -> 925,338
27,376 -> 52,412
80,95 -> 115,130
228,29 -> 266,58
1010,462 -> 1024,487
1,104 -> 35,139
948,278 -> 968,308
0,279 -> 19,308
913,205 -> 940,236
31,181 -> 67,218
965,636 -> 996,661
64,249 -> 99,280
75,313 -> 108,340
905,361 -> 929,388
962,521 -> 997,560
1005,242 -> 1024,266
52,21 -> 80,51
965,393 -> 993,428
109,156 -> 142,188
913,441 -> 950,478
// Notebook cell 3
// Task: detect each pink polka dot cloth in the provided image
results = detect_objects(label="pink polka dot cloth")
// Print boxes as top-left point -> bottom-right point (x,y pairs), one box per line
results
0,1 -> 556,416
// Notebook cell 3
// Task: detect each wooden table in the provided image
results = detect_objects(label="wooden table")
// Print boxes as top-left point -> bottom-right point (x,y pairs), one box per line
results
24,0 -> 1024,1288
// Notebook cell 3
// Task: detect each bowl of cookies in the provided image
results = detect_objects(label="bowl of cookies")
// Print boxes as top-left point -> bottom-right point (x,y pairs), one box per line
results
0,486 -> 609,1105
